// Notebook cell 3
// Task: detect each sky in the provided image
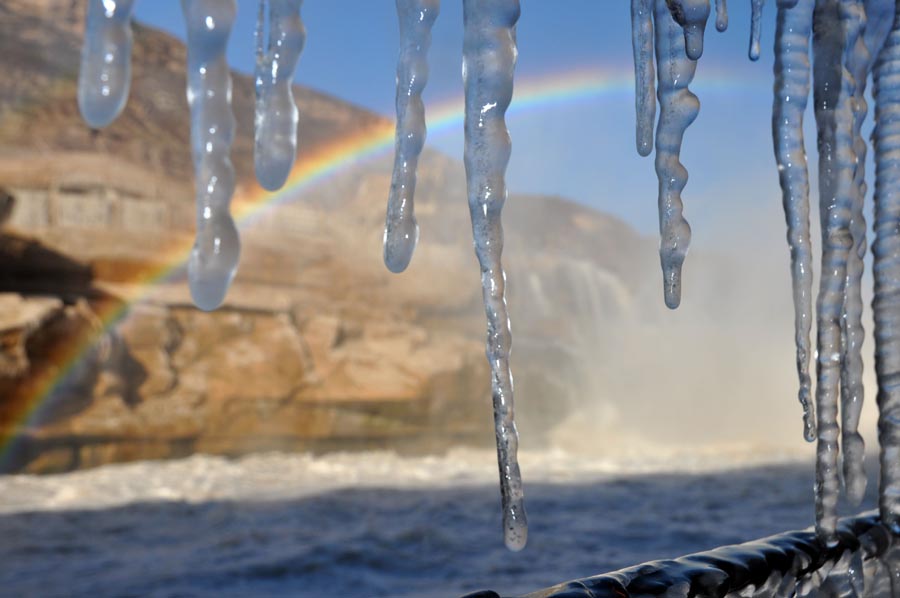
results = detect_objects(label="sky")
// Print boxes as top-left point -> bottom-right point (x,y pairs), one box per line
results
132,3 -> 817,249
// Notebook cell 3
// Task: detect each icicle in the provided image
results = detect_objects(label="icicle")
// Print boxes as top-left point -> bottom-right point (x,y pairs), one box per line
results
715,0 -> 729,31
839,0 -> 891,508
750,0 -> 766,60
665,0 -> 712,60
632,0 -> 656,156
772,0 -> 817,442
182,0 -> 241,311
383,0 -> 440,273
77,0 -> 136,129
811,0 -> 859,544
254,0 -> 305,191
653,0 -> 699,310
461,0 -> 527,552
872,2 -> 900,536
863,0 -> 895,54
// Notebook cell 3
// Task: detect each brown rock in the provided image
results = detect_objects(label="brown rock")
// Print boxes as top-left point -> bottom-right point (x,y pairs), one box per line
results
0,1 -> 650,472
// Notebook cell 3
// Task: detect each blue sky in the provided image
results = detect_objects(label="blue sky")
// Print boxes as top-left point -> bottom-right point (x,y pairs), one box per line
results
134,3 -> 809,248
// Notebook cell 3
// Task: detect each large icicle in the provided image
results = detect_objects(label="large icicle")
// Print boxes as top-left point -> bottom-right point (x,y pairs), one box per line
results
665,1 -> 712,60
872,2 -> 900,535
839,0 -> 894,507
653,0 -> 699,310
182,0 -> 241,311
383,0 -> 440,273
461,0 -> 527,552
811,0 -> 859,544
750,0 -> 766,60
772,0 -> 817,443
840,0 -> 892,508
77,0 -> 136,129
254,0 -> 305,191
631,0 -> 656,156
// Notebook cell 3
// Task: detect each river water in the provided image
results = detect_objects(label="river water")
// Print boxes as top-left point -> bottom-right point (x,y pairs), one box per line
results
0,446 -> 878,598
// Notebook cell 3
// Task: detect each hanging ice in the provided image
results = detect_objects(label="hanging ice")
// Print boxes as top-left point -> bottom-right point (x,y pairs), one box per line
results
839,0 -> 890,509
715,0 -> 729,31
665,0 -> 712,60
842,0 -> 895,512
182,0 -> 241,311
77,0 -> 136,129
653,0 -> 699,310
68,0 -> 900,555
772,0 -> 816,442
631,0 -> 656,156
811,0 -> 861,544
462,0 -> 527,552
872,1 -> 900,536
383,0 -> 440,273
254,0 -> 305,192
749,0 -> 766,61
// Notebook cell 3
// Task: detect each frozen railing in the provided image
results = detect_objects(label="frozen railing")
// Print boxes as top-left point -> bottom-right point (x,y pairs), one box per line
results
461,512 -> 898,598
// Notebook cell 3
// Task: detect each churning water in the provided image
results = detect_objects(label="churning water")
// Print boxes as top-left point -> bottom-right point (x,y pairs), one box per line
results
0,446 -> 877,598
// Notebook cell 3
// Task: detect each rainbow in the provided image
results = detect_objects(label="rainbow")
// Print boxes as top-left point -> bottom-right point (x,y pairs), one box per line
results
1,66 -> 755,464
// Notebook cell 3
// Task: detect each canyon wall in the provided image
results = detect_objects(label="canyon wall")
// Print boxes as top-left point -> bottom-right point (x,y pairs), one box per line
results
0,0 -> 649,473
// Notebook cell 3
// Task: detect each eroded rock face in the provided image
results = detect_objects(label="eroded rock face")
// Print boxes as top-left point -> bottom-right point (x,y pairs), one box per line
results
0,1 -> 648,472
0,277 -> 497,472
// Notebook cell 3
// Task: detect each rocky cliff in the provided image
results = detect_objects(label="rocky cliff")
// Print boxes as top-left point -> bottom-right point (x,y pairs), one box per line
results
0,0 -> 652,472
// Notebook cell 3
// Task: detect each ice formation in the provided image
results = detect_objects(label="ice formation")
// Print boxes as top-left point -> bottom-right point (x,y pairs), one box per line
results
654,0 -> 700,310
181,0 -> 241,311
624,0 -> 900,547
873,1 -> 900,536
631,0 -> 656,156
77,0 -> 136,129
632,0 -> 721,309
72,0 -> 900,552
665,1 -> 712,59
716,0 -> 729,32
382,0 -> 440,273
461,0 -> 527,553
772,0 -> 816,443
750,0 -> 766,60
253,0 -> 305,192
811,0 -> 856,544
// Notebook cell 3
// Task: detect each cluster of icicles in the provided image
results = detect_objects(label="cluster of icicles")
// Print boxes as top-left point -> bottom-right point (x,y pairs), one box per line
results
633,0 -> 900,548
75,0 -> 900,551
77,0 -> 527,550
79,0 -> 303,311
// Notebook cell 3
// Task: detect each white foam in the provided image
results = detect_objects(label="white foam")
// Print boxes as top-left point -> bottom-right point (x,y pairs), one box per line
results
0,445 -> 807,515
